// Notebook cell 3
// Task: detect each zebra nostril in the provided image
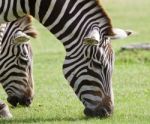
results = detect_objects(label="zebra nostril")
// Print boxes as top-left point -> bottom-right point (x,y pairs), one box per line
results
18,97 -> 32,106
96,107 -> 110,117
7,96 -> 19,107
25,98 -> 32,106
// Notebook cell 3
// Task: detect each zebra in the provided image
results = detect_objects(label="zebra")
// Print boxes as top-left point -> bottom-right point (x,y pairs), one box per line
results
0,0 -> 133,117
0,15 -> 37,110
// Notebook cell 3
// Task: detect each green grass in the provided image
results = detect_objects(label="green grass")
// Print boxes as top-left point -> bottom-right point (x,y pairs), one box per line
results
0,0 -> 150,123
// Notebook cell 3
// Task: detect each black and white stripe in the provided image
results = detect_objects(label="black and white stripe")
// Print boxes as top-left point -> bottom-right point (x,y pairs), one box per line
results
0,16 -> 36,107
0,0 -> 132,117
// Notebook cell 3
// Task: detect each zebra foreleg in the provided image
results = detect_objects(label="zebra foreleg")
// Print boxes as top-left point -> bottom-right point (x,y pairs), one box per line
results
0,100 -> 12,119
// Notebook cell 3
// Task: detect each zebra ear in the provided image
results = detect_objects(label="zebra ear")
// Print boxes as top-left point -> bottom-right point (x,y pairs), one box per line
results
83,28 -> 100,45
106,28 -> 136,40
13,31 -> 30,44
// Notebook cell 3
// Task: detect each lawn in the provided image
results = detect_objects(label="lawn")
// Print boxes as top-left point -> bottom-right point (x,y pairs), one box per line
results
0,0 -> 150,124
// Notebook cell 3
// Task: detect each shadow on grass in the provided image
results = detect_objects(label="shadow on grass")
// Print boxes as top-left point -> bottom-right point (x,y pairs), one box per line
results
1,114 -> 149,124
0,116 -> 94,124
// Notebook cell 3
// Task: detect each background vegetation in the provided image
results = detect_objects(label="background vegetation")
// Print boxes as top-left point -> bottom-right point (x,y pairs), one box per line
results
0,0 -> 150,123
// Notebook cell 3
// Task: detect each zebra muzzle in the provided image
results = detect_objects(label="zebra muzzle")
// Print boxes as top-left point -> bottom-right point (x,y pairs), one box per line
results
83,28 -> 100,45
7,96 -> 19,107
7,95 -> 32,107
84,107 -> 111,118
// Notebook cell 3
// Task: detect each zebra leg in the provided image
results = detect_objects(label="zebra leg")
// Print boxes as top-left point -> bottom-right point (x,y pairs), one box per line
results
0,100 -> 12,118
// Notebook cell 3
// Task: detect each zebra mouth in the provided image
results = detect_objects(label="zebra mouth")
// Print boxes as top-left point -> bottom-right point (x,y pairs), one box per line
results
7,96 -> 32,107
84,106 -> 113,118
19,97 -> 32,106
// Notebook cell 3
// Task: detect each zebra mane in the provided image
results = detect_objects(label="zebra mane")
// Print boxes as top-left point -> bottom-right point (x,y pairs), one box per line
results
0,24 -> 6,53
0,24 -> 6,41
17,15 -> 38,38
96,0 -> 114,36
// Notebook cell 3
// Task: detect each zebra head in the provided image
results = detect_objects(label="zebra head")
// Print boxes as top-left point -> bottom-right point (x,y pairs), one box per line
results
63,27 -> 133,117
83,41 -> 114,118
0,15 -> 37,107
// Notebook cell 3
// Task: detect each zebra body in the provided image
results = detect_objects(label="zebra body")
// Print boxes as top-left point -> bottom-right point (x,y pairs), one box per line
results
0,15 -> 36,108
0,0 -> 132,117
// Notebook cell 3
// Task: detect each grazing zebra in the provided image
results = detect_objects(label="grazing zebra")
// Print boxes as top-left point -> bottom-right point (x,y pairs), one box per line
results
0,0 -> 133,117
0,15 -> 37,109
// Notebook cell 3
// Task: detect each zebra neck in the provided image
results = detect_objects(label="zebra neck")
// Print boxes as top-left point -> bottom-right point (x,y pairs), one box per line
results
0,0 -> 113,55
32,0 -> 113,56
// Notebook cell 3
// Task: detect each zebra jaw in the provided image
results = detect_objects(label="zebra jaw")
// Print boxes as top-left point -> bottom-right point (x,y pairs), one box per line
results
13,31 -> 30,44
83,28 -> 100,45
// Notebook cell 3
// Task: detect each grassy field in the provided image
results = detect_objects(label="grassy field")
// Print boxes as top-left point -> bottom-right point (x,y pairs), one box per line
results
0,0 -> 150,123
